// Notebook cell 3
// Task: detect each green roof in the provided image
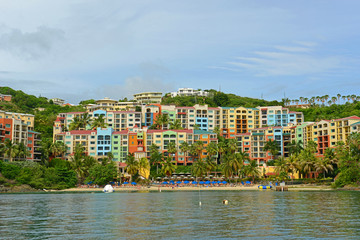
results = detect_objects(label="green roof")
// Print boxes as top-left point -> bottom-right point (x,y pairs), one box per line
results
194,130 -> 215,134
351,121 -> 360,126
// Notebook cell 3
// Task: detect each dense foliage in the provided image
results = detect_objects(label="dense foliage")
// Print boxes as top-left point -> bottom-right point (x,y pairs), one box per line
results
0,159 -> 77,189
291,101 -> 360,122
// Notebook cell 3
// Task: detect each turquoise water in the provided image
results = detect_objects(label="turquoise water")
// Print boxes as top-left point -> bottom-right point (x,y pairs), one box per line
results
1,191 -> 360,239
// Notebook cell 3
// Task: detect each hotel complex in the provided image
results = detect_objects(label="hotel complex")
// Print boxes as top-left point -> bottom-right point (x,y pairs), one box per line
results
0,110 -> 41,161
53,102 -> 309,165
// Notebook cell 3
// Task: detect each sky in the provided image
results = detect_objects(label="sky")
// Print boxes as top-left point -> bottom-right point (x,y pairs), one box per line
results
0,0 -> 360,104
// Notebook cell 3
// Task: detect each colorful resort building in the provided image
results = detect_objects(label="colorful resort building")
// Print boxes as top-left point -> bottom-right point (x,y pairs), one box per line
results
54,127 -> 217,166
51,100 -> 360,178
0,110 -> 41,161
52,103 -> 305,167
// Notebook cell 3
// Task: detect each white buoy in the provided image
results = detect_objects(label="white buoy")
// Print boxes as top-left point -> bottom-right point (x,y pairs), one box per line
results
223,199 -> 229,205
199,201 -> 202,206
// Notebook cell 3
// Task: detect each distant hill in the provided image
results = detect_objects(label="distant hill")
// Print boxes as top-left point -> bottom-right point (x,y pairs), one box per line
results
162,89 -> 281,108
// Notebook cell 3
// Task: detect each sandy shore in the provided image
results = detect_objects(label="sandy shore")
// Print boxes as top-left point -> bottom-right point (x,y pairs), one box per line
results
57,184 -> 334,192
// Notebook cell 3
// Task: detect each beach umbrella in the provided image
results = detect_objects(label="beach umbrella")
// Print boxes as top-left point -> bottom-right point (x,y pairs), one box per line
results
184,180 -> 189,184
162,181 -> 168,184
222,181 -> 227,184
191,181 -> 198,184
199,181 -> 204,185
176,181 -> 182,184
246,181 -> 251,184
123,182 -> 129,184
205,181 -> 211,184
170,180 -> 175,184
211,181 -> 216,184
156,177 -> 161,179
131,182 -> 137,185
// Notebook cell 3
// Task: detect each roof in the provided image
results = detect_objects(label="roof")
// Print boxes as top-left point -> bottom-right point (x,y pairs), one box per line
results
194,130 -> 216,134
28,130 -> 40,134
66,112 -> 85,114
112,130 -> 129,134
111,111 -> 140,114
335,116 -> 360,121
176,106 -> 194,109
119,162 -> 127,167
147,129 -> 193,133
350,121 -> 360,126
57,130 -> 96,135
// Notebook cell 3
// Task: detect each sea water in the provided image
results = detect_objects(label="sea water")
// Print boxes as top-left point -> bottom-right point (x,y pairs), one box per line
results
1,190 -> 360,239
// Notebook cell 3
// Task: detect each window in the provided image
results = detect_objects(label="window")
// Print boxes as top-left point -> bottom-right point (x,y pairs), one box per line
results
5,124 -> 10,128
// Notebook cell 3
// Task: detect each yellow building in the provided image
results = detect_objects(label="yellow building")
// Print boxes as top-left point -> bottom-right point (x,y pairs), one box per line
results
133,92 -> 162,104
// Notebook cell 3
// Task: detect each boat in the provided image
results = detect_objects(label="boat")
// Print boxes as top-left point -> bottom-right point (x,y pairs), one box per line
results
258,185 -> 272,189
103,184 -> 114,193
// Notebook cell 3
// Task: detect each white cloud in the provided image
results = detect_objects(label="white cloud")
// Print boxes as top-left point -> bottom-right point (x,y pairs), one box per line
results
0,26 -> 65,60
217,42 -> 343,76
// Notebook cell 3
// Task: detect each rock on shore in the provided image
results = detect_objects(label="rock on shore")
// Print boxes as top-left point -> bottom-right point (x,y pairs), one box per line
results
0,184 -> 42,193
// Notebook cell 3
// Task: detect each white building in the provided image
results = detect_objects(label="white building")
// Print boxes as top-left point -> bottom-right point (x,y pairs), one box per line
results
170,88 -> 209,98
50,98 -> 65,106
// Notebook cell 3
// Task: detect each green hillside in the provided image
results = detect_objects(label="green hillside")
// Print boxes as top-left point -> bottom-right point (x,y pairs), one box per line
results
162,89 -> 281,107
0,87 -> 84,139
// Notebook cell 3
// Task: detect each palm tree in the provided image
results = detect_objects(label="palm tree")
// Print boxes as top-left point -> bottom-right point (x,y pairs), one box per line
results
149,143 -> 161,168
14,142 -> 30,160
244,160 -> 261,182
274,156 -> 288,175
213,126 -> 221,138
69,116 -> 83,130
288,140 -> 303,156
139,157 -> 150,179
81,112 -> 92,129
155,114 -> 169,130
206,141 -> 218,160
286,154 -> 300,180
220,155 -> 233,179
192,158 -> 208,180
91,115 -> 107,129
204,156 -> 216,176
217,139 -> 227,162
337,94 -> 341,104
190,141 -> 204,161
169,119 -> 183,130
70,144 -> 87,183
161,156 -> 176,176
179,141 -> 190,165
324,147 -> 338,167
125,153 -> 139,182
227,138 -> 238,153
4,139 -> 16,162
314,158 -> 334,179
167,141 -> 177,161
50,141 -> 67,159
264,139 -> 279,160
299,149 -> 316,178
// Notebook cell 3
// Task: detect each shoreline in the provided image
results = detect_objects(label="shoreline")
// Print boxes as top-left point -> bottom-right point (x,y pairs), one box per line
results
56,184 -> 335,192
5,184 -> 360,194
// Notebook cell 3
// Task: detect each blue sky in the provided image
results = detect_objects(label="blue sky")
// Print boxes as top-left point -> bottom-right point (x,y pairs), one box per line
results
0,0 -> 359,104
